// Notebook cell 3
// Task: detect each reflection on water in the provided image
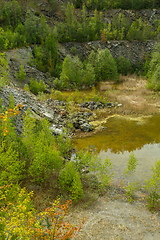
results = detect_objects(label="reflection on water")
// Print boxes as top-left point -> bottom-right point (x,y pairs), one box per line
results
72,114 -> 160,184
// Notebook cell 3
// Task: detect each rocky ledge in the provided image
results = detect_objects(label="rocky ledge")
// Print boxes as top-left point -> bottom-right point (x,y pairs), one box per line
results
0,85 -> 122,135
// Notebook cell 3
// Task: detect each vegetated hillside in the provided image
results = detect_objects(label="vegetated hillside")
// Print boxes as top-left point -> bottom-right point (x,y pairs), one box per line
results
0,1 -> 160,239
0,0 -> 160,91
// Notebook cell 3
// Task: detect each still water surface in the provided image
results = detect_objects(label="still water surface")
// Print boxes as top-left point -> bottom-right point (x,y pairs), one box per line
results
72,114 -> 160,184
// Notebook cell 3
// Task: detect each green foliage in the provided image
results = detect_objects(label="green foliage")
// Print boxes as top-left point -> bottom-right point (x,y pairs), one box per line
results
0,146 -> 24,186
88,49 -> 118,82
22,110 -> 63,184
55,133 -> 71,158
24,84 -> 30,92
60,55 -> 83,89
102,13 -> 130,41
29,77 -> 46,95
147,43 -> 160,91
124,153 -> 138,176
75,151 -> 113,187
48,0 -> 58,13
9,94 -> 15,109
0,53 -> 10,88
123,153 -> 139,202
32,33 -> 60,77
15,64 -> 26,81
24,10 -> 41,45
124,182 -> 140,202
57,3 -> 104,42
70,46 -> 77,55
127,18 -> 154,41
115,56 -> 131,75
0,0 -> 22,28
149,66 -> 160,91
145,159 -> 160,209
73,0 -> 160,10
59,161 -> 84,201
60,55 -> 95,89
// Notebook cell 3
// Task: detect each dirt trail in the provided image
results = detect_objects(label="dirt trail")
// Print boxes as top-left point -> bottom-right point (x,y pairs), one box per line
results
69,188 -> 160,240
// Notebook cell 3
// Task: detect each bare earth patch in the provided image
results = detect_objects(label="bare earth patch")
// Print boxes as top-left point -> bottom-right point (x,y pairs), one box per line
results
68,186 -> 160,240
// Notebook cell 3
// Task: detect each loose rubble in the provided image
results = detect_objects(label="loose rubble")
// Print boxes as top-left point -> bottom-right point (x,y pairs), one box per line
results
0,85 -> 122,135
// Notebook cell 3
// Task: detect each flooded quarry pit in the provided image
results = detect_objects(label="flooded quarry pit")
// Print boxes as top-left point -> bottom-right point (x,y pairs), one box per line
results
72,113 -> 160,185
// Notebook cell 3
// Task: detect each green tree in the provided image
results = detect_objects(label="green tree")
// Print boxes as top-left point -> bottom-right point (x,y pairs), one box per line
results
0,53 -> 10,88
88,49 -> 119,82
60,55 -> 84,88
59,161 -> 83,201
147,43 -> 160,90
22,110 -> 63,184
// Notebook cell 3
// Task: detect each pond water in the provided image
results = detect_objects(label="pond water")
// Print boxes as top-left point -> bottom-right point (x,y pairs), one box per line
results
72,114 -> 160,185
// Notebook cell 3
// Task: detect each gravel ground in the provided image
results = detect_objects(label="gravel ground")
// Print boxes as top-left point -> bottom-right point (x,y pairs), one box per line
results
67,187 -> 160,240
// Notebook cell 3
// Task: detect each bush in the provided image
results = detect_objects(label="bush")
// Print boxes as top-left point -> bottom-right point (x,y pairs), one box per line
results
0,185 -> 84,239
59,161 -> 84,201
149,66 -> 160,91
60,55 -> 84,89
0,0 -> 22,28
116,56 -> 131,75
15,64 -> 26,81
0,53 -> 10,88
24,10 -> 41,44
145,159 -> 160,209
22,111 -> 63,184
88,49 -> 119,82
60,55 -> 96,89
0,146 -> 24,186
29,77 -> 46,95
147,43 -> 160,90
75,151 -> 113,187
127,18 -> 154,41
57,3 -> 104,42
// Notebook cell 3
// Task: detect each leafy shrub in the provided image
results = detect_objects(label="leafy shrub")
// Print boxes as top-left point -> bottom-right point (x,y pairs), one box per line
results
88,49 -> 119,82
24,10 -> 41,44
123,153 -> 139,202
0,53 -> 10,88
147,43 -> 160,90
148,66 -> 160,91
55,133 -> 71,158
0,185 -> 84,239
15,64 -> 26,81
32,33 -> 60,77
0,0 -> 22,28
22,110 -> 63,184
75,151 -> 113,187
60,55 -> 96,89
29,77 -> 46,95
127,18 -> 154,41
115,56 -> 131,75
48,0 -> 59,13
73,0 -> 160,10
145,159 -> 160,209
60,55 -> 83,89
124,153 -> 138,176
0,146 -> 24,186
59,161 -> 84,201
57,3 -> 104,42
